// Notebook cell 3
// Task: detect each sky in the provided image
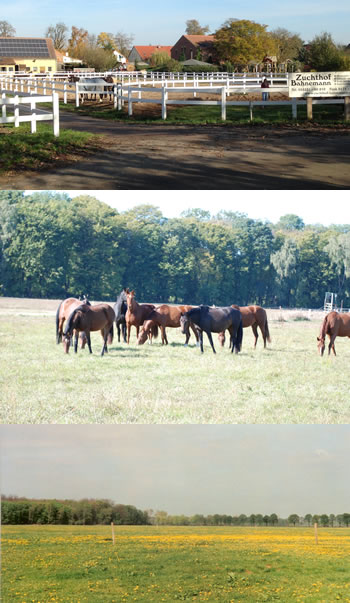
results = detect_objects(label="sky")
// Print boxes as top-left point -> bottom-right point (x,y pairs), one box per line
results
6,0 -> 350,45
38,191 -> 350,227
1,425 -> 350,516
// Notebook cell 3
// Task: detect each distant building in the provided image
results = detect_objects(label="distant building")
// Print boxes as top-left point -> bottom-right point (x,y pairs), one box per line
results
55,50 -> 83,71
128,45 -> 172,64
0,37 -> 57,73
171,35 -> 215,63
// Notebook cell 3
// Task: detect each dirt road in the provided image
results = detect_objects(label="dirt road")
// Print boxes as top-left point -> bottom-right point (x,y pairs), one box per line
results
2,111 -> 349,189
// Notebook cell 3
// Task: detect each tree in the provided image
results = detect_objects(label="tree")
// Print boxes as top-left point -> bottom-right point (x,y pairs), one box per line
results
74,43 -> 116,71
214,19 -> 276,69
275,214 -> 305,231
113,31 -> 134,57
325,232 -> 350,296
149,51 -> 173,68
308,32 -> 350,71
304,514 -> 313,526
0,20 -> 15,37
67,26 -> 89,56
45,22 -> 68,51
270,28 -> 303,63
320,514 -> 329,527
270,513 -> 278,526
97,32 -> 117,52
185,19 -> 210,35
288,514 -> 299,526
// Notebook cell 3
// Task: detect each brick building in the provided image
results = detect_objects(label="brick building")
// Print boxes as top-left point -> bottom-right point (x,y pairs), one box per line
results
171,35 -> 215,63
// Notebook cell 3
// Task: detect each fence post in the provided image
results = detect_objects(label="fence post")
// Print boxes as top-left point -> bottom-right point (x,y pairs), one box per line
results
1,92 -> 6,121
162,87 -> 167,120
306,96 -> 313,120
52,92 -> 60,137
344,96 -> 350,122
128,87 -> 133,116
30,98 -> 37,134
292,97 -> 297,119
249,101 -> 253,121
111,522 -> 115,545
63,82 -> 67,104
14,94 -> 19,128
221,87 -> 226,121
75,81 -> 79,108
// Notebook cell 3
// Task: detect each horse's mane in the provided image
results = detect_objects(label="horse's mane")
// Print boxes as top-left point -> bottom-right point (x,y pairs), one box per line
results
56,300 -> 63,336
319,314 -> 329,341
114,289 -> 128,318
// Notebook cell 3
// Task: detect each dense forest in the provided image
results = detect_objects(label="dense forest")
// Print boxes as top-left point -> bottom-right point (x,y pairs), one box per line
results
2,497 -> 350,527
1,192 -> 350,308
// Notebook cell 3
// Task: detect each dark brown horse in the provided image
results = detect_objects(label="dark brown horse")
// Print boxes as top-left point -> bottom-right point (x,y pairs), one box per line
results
180,305 -> 243,354
317,311 -> 350,356
56,296 -> 90,347
125,289 -> 155,343
63,303 -> 115,355
137,304 -> 199,345
218,305 -> 271,349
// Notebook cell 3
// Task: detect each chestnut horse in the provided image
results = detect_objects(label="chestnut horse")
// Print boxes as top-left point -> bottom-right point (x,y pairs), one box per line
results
63,303 -> 115,355
125,289 -> 155,343
218,305 -> 271,349
137,304 -> 199,345
180,305 -> 243,354
56,296 -> 90,347
317,311 -> 350,356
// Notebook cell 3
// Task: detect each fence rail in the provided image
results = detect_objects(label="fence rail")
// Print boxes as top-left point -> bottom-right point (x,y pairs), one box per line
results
0,90 -> 59,136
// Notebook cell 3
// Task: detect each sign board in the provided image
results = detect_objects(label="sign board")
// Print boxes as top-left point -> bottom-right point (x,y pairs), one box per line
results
288,72 -> 350,97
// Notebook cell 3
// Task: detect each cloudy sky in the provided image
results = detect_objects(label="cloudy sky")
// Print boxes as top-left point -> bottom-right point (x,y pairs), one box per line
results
35,191 -> 350,227
1,425 -> 350,516
7,0 -> 350,44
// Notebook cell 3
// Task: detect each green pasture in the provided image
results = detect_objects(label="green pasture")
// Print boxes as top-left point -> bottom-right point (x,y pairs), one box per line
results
1,307 -> 349,424
2,525 -> 350,602
59,100 -> 348,126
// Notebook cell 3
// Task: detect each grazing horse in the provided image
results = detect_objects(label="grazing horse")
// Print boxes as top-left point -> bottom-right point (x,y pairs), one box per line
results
137,304 -> 199,346
113,288 -> 128,343
103,75 -> 115,101
56,296 -> 90,346
180,305 -> 243,354
218,305 -> 271,349
125,289 -> 155,343
63,303 -> 115,356
317,311 -> 350,356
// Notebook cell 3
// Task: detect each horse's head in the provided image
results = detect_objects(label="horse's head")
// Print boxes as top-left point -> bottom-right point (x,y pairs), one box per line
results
126,290 -> 136,311
137,325 -> 149,345
317,336 -> 325,356
179,313 -> 189,334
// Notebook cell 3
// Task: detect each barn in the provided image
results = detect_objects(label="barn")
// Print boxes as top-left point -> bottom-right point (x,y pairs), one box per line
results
0,37 -> 57,73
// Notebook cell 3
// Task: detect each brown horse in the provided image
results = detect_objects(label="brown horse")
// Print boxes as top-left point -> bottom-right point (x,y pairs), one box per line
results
317,311 -> 350,356
125,289 -> 155,343
56,297 -> 89,347
137,304 -> 199,345
218,305 -> 271,349
63,303 -> 115,355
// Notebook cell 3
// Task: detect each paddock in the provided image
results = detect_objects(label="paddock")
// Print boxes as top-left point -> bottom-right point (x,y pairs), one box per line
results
1,297 -> 349,425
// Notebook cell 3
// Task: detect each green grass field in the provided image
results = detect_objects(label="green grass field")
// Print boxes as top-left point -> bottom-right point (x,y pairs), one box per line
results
2,525 -> 350,602
1,300 -> 349,424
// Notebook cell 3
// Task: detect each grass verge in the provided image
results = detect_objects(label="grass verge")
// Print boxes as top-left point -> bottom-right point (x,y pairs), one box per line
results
58,100 -> 349,127
0,122 -> 103,173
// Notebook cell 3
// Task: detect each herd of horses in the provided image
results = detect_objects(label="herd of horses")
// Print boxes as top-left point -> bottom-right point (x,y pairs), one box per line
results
68,75 -> 115,103
56,289 -> 350,357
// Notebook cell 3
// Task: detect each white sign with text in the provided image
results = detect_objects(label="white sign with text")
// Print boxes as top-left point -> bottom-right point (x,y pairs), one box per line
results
288,72 -> 350,97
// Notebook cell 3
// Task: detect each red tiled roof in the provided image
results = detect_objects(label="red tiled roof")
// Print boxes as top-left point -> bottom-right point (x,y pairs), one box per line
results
183,35 -> 215,44
133,45 -> 172,60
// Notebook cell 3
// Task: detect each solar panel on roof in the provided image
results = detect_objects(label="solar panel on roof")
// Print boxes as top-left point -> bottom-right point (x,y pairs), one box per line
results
0,38 -> 50,57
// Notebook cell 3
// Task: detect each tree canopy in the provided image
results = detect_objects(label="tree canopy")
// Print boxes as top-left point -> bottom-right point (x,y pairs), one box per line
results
214,19 -> 276,68
185,19 -> 210,35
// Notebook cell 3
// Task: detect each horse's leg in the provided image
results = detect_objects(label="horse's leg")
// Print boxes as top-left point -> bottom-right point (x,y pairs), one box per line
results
117,322 -> 121,342
122,321 -> 127,343
101,328 -> 108,356
329,334 -> 336,356
198,329 -> 204,353
127,323 -> 131,344
228,326 -> 235,353
206,330 -> 216,354
86,331 -> 92,354
161,326 -> 168,345
252,324 -> 259,348
74,331 -> 79,354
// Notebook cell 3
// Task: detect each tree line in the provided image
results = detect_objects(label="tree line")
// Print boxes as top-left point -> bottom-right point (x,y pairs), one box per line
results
1,192 -> 350,309
1,496 -> 149,525
2,498 -> 350,527
1,18 -> 349,73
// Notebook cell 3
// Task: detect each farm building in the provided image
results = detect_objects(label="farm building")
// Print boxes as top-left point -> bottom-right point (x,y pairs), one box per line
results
55,50 -> 83,71
128,45 -> 172,65
171,35 -> 215,63
0,37 -> 57,73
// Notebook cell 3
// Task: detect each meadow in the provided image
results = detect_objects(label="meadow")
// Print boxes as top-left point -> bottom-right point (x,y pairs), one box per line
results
2,524 -> 350,602
1,298 -> 350,424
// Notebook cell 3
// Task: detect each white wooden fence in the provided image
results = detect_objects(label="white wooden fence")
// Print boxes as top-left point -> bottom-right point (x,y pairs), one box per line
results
0,90 -> 59,136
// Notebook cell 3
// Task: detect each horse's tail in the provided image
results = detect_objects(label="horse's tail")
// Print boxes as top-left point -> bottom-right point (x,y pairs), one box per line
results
235,319 -> 243,353
151,324 -> 159,339
107,323 -> 114,345
56,300 -> 63,343
265,317 -> 271,343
